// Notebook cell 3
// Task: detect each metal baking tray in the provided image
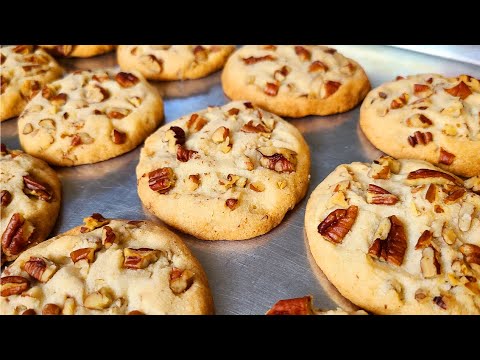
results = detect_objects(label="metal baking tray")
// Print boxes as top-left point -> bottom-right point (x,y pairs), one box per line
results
2,45 -> 479,314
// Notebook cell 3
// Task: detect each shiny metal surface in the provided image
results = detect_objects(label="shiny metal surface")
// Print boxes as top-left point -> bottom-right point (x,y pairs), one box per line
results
1,46 -> 479,314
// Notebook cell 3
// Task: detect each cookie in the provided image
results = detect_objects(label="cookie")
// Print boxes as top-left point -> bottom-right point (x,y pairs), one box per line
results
136,101 -> 310,240
1,144 -> 61,266
360,74 -> 480,177
40,45 -> 115,58
18,69 -> 164,166
0,45 -> 63,122
0,215 -> 214,315
117,45 -> 235,80
305,156 -> 480,314
266,296 -> 367,315
221,45 -> 370,118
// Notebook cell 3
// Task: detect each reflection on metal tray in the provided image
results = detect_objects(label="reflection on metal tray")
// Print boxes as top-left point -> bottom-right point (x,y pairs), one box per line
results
1,46 -> 479,314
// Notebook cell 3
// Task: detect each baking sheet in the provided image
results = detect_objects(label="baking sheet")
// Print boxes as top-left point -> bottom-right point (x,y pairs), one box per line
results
2,45 -> 479,314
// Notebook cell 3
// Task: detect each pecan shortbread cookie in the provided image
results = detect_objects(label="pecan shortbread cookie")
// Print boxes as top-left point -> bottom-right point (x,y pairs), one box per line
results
40,45 -> 115,58
136,101 -> 310,240
266,296 -> 367,315
305,156 -> 480,314
360,74 -> 480,177
0,215 -> 214,315
117,45 -> 235,80
1,144 -> 61,266
221,45 -> 370,118
0,45 -> 63,122
18,69 -> 164,166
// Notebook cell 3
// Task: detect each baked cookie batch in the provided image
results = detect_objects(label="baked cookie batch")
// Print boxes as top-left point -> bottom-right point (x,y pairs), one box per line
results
1,45 -> 479,315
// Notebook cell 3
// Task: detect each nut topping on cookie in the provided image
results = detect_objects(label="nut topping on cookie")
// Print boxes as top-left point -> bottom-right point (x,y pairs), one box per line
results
148,167 -> 176,194
225,198 -> 239,210
390,93 -> 409,109
415,230 -> 433,250
176,145 -> 198,162
169,268 -> 194,294
42,303 -> 61,315
186,113 -> 207,132
439,148 -> 455,165
115,72 -> 139,88
323,81 -> 341,98
123,248 -> 161,269
433,295 -> 447,310
1,276 -> 30,297
242,55 -> 276,65
101,226 -> 116,249
23,175 -> 53,202
241,121 -> 272,135
444,81 -> 472,100
405,169 -> 460,186
459,244 -> 480,269
266,296 -> 315,315
413,84 -> 433,97
425,184 -> 436,203
294,46 -> 311,61
1,190 -> 12,207
258,147 -> 297,173
81,213 -> 109,233
317,205 -> 358,244
264,82 -> 279,96
140,54 -> 163,73
212,126 -> 230,143
407,131 -> 433,147
368,215 -> 407,266
84,287 -> 114,310
366,184 -> 399,205
1,213 -> 31,257
70,247 -> 97,264
24,257 -> 57,282
112,129 -> 127,144
421,247 -> 441,278
164,126 -> 186,152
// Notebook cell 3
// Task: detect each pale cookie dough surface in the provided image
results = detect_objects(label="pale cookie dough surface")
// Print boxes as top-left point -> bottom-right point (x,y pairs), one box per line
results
1,145 -> 61,265
40,45 -> 115,58
360,74 -> 480,177
0,217 -> 214,315
221,45 -> 371,118
117,45 -> 235,80
18,69 -> 164,166
305,157 -> 480,315
136,101 -> 310,240
0,45 -> 63,122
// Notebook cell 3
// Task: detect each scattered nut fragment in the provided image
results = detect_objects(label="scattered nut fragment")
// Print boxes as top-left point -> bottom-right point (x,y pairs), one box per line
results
294,46 -> 311,61
368,215 -> 407,266
415,288 -> 428,302
249,182 -> 265,192
1,190 -> 12,207
123,248 -> 161,269
441,225 -> 457,245
225,198 -> 239,210
42,303 -> 61,315
85,84 -> 109,103
309,60 -> 328,73
433,295 -> 447,310
115,72 -> 139,88
169,268 -> 195,294
186,113 -> 207,132
102,226 -> 116,248
257,147 -> 297,173
84,287 -> 114,310
128,96 -> 142,107
140,54 -> 163,72
39,119 -> 56,130
459,244 -> 480,270
24,256 -> 57,282
112,129 -> 127,144
227,107 -> 240,116
81,213 -> 109,233
366,184 -> 399,205
442,124 -> 458,136
106,108 -> 131,119
1,276 -> 30,297
421,247 -> 441,278
92,72 -> 110,82
212,126 -> 230,143
70,247 -> 97,264
242,55 -> 276,65
408,131 -> 433,147
177,145 -> 198,162
164,126 -> 186,152
22,309 -> 36,315
390,93 -> 409,109
369,156 -> 401,180
322,81 -> 341,98
23,175 -> 53,202
266,296 -> 315,315
415,230 -> 433,250
186,174 -> 200,191
413,83 -> 433,97
439,148 -> 455,165
50,93 -> 67,106
274,66 -> 289,82
405,114 -> 433,128
241,121 -> 271,135
317,205 -> 358,244
62,298 -> 76,315
148,167 -> 176,194
444,81 -> 472,100
264,82 -> 279,96
22,123 -> 34,135
13,45 -> 33,54
425,184 -> 436,203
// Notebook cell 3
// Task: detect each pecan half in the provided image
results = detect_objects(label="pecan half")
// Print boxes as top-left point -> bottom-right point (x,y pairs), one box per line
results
368,215 -> 407,266
408,131 -> 433,147
1,190 -> 12,207
24,256 -> 57,282
1,276 -> 30,297
148,167 -> 175,194
186,113 -> 207,132
266,296 -> 315,315
115,72 -> 139,88
70,247 -> 97,264
415,230 -> 433,250
123,248 -> 161,269
317,205 -> 358,244
23,175 -> 53,202
112,129 -> 127,144
177,145 -> 198,162
1,213 -> 30,257
439,148 -> 455,165
366,184 -> 399,205
294,46 -> 311,61
264,82 -> 279,96
257,147 -> 297,173
242,55 -> 276,65
309,60 -> 328,72
405,169 -> 460,186
169,268 -> 195,294
444,81 -> 472,100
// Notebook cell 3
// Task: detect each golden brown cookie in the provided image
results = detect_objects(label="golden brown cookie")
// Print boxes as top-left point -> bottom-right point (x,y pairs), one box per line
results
40,45 -> 115,58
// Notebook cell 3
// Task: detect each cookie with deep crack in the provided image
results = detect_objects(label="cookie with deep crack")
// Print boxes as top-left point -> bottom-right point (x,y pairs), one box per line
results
136,101 -> 310,240
18,69 -> 164,166
118,45 -> 235,80
1,144 -> 61,266
221,45 -> 370,118
360,74 -> 480,177
305,156 -> 480,314
0,45 -> 63,122
40,45 -> 115,58
0,214 -> 214,315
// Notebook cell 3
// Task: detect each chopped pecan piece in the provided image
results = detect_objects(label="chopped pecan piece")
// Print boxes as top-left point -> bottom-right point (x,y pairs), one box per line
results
264,82 -> 279,96
123,248 -> 161,269
70,247 -> 97,264
420,247 -> 441,278
227,108 -> 240,116
266,296 -> 315,315
102,226 -> 116,248
273,66 -> 289,82
241,121 -> 271,134
112,129 -> 127,144
186,113 -> 207,132
1,276 -> 30,297
444,81 -> 472,100
390,93 -> 409,109
24,256 -> 57,282
324,81 -> 341,98
169,268 -> 195,294
23,175 -> 53,202
177,145 -> 198,162
444,188 -> 466,204
81,213 -> 109,233
42,304 -> 61,315
433,296 -> 447,310
439,148 -> 455,165
294,46 -> 311,61
366,184 -> 399,205
459,244 -> 480,267
164,126 -> 186,151
317,205 -> 358,244
413,84 -> 433,97
115,72 -> 139,87
225,198 -> 238,210
257,147 -> 297,173
242,55 -> 276,65
406,114 -> 433,128
408,131 -> 433,147
425,184 -> 436,203
368,215 -> 407,266
415,230 -> 433,250
148,167 -> 175,194
1,190 -> 12,207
